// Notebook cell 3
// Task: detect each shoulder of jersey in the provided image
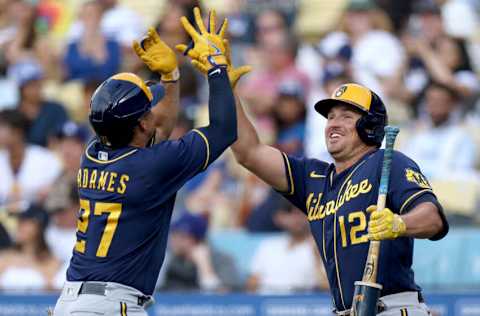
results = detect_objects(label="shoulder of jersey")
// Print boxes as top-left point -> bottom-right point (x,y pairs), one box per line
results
307,158 -> 330,179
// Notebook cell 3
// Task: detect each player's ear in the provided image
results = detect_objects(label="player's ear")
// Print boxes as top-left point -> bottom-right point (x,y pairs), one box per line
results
137,112 -> 153,132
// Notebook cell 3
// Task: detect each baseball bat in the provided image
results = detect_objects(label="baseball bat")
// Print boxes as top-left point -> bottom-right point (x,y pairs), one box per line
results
351,126 -> 400,316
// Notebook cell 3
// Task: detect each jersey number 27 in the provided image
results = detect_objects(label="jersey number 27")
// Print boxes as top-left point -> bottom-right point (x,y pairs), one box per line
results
74,199 -> 122,257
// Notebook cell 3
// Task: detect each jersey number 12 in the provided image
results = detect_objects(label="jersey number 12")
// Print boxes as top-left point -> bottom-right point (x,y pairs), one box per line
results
338,211 -> 369,247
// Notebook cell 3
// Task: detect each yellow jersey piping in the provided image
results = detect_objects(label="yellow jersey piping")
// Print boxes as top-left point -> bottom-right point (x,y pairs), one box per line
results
399,189 -> 433,214
85,142 -> 138,164
192,129 -> 210,170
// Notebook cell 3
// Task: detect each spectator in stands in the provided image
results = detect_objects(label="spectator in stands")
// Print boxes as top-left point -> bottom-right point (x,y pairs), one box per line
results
7,59 -> 68,147
407,0 -> 445,46
244,188 -> 286,232
52,121 -> 89,181
402,81 -> 477,180
0,109 -> 61,212
44,180 -> 77,292
272,80 -> 306,157
254,9 -> 289,46
44,180 -> 77,264
403,35 -> 479,100
0,204 -> 60,291
44,121 -> 88,262
338,0 -> 405,99
63,1 -> 121,82
2,0 -> 56,78
241,32 -> 309,119
386,1 -> 471,108
98,0 -> 145,49
155,1 -> 190,50
161,212 -> 241,292
67,0 -> 144,73
247,203 -> 327,293
222,0 -> 255,67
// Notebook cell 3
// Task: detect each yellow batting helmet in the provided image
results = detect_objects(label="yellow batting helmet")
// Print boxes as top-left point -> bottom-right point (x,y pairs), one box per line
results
314,83 -> 388,147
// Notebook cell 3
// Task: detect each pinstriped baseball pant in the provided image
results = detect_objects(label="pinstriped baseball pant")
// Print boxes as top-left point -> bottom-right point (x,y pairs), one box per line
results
54,281 -> 151,316
377,292 -> 430,316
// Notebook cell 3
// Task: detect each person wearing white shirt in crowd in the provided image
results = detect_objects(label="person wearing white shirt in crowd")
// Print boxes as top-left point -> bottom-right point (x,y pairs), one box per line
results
402,81 -> 477,180
247,203 -> 328,293
0,109 -> 61,213
67,0 -> 145,47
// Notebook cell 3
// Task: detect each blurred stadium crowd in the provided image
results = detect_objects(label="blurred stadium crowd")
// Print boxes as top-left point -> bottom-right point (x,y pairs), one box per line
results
0,0 -> 479,294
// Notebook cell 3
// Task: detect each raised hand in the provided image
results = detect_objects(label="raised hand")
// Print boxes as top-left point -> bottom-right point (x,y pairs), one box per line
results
175,7 -> 228,71
133,27 -> 179,82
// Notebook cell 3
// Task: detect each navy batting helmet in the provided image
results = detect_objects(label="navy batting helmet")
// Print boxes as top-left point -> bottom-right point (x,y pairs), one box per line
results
314,83 -> 388,147
89,73 -> 165,148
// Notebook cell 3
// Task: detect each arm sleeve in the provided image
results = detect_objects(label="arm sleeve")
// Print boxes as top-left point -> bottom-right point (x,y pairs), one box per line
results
277,154 -> 309,213
387,151 -> 449,240
194,66 -> 237,168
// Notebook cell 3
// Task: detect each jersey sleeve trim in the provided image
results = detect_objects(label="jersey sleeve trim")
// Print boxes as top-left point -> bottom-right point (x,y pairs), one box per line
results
84,142 -> 138,164
281,152 -> 295,195
399,188 -> 433,214
192,129 -> 210,170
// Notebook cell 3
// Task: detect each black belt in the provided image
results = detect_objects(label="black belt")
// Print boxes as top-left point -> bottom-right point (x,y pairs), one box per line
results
79,282 -> 151,307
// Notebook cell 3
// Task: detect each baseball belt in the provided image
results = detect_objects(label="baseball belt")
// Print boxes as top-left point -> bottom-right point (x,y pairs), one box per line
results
79,282 -> 151,307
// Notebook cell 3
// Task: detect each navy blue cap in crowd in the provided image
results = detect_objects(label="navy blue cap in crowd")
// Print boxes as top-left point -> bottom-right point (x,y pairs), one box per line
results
170,212 -> 208,241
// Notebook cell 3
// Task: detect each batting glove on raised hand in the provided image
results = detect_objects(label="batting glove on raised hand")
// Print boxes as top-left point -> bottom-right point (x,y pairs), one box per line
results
367,205 -> 406,240
181,37 -> 251,88
175,7 -> 228,71
133,27 -> 180,82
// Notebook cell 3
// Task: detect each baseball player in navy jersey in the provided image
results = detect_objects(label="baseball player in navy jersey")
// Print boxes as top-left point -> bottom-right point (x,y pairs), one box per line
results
227,83 -> 449,315
53,8 -> 245,316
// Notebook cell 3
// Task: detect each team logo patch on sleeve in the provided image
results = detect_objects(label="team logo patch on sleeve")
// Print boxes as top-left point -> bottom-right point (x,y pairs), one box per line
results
405,168 -> 431,189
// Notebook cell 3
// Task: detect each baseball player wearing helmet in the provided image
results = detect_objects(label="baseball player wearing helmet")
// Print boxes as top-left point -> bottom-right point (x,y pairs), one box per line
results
227,83 -> 449,315
53,8 -> 244,316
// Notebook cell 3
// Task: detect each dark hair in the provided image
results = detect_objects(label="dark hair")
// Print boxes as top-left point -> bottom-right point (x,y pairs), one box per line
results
255,8 -> 289,34
0,109 -> 30,136
272,95 -> 306,130
14,206 -> 52,262
425,80 -> 459,100
452,38 -> 473,71
434,36 -> 473,71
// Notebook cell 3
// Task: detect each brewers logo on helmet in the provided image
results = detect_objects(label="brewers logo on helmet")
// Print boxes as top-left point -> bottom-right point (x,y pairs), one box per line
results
314,83 -> 388,147
89,72 -> 165,148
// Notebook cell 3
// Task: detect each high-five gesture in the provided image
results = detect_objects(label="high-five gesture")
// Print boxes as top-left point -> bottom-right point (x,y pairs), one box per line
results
176,7 -> 251,88
133,27 -> 179,82
175,7 -> 228,70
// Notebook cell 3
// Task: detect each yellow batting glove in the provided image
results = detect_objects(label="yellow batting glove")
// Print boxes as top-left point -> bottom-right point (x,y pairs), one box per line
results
175,7 -> 228,71
178,38 -> 251,88
367,205 -> 406,240
133,27 -> 179,82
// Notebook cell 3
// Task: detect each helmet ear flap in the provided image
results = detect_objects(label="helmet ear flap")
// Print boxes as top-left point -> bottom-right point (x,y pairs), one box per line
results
356,113 -> 385,147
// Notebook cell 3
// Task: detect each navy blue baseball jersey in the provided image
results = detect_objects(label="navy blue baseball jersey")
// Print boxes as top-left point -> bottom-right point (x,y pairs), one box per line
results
281,149 -> 448,311
67,130 -> 212,295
